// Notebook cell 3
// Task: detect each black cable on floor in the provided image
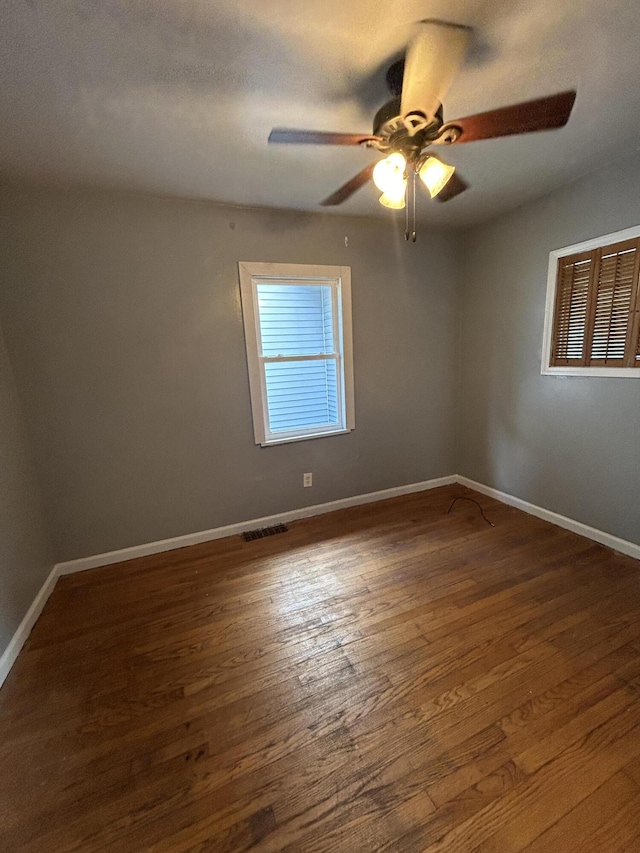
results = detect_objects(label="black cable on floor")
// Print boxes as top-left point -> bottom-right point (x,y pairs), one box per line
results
447,496 -> 495,527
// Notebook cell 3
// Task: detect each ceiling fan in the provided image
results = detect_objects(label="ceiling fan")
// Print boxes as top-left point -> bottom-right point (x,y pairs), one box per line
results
268,20 -> 576,240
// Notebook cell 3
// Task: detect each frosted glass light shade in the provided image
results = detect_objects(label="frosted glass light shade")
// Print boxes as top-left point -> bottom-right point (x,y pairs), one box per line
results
419,156 -> 455,198
373,153 -> 406,194
380,193 -> 405,210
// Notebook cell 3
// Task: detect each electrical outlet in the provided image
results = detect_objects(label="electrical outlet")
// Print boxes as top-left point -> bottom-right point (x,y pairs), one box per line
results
303,473 -> 313,487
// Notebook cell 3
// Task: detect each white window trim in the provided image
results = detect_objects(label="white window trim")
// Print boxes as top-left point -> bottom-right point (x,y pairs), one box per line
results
541,224 -> 640,378
238,261 -> 355,446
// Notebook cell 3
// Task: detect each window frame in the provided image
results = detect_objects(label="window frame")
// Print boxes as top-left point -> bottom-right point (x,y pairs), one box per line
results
541,224 -> 640,378
238,261 -> 355,446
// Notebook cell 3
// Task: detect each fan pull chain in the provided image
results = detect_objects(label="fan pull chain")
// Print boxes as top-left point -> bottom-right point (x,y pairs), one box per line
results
405,168 -> 417,242
404,176 -> 410,242
412,169 -> 417,242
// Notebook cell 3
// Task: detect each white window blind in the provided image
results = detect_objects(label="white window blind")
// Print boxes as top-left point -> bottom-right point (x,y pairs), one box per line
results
239,263 -> 355,445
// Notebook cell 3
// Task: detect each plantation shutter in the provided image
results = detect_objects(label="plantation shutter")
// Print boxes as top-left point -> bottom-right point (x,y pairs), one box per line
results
550,250 -> 594,365
550,237 -> 640,368
587,239 -> 640,366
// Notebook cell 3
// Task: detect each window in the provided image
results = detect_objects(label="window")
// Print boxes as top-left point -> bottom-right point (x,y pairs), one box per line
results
238,262 -> 355,446
542,227 -> 640,377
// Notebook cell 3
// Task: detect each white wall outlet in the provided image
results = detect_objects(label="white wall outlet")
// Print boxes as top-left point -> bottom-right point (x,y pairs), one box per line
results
303,473 -> 313,487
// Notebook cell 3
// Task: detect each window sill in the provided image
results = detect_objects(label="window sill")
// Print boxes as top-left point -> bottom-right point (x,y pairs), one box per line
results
261,427 -> 353,447
541,366 -> 640,378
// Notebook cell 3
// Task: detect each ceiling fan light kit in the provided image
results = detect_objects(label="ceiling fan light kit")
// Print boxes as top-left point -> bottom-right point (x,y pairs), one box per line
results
268,20 -> 577,241
372,150 -> 454,208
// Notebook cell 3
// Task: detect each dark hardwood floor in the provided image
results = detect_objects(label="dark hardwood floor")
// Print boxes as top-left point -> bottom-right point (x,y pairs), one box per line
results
1,484 -> 639,851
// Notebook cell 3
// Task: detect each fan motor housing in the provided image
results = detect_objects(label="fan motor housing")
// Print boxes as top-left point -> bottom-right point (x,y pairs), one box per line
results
372,96 -> 444,158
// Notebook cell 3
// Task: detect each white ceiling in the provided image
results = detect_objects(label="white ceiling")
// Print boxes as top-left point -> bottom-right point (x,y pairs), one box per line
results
2,0 -> 640,226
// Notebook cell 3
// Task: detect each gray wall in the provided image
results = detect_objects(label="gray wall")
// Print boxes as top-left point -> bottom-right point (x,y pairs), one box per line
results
0,184 -> 460,562
0,324 -> 53,652
458,154 -> 640,546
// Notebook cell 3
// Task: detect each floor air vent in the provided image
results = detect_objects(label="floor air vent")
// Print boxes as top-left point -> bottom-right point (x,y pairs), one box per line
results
241,523 -> 289,542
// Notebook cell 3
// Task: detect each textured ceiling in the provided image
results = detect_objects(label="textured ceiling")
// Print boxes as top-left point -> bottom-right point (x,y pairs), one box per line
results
2,0 -> 640,225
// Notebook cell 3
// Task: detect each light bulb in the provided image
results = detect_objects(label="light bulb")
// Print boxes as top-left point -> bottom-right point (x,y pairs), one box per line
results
418,156 -> 455,198
373,153 -> 406,194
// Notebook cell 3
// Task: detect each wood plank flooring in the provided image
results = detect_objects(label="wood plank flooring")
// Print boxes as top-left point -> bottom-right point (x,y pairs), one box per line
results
1,484 -> 639,851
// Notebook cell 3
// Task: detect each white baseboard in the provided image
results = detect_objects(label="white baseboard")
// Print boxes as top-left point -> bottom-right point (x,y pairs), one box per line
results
55,475 -> 457,576
457,476 -> 640,561
0,564 -> 59,689
3,472 -> 638,691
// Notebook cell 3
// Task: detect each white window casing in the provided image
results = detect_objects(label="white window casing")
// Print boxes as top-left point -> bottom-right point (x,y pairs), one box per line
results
238,262 -> 355,446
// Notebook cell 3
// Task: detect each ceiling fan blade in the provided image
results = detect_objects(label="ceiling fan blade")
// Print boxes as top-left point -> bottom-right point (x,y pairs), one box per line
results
269,128 -> 380,146
401,20 -> 471,127
435,172 -> 468,202
320,163 -> 376,206
438,90 -> 577,143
